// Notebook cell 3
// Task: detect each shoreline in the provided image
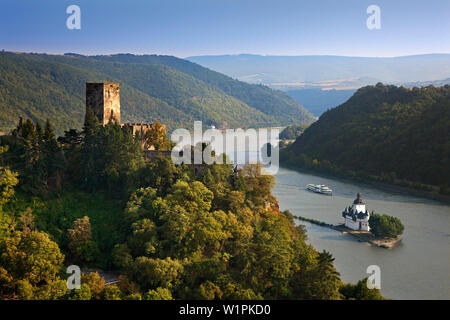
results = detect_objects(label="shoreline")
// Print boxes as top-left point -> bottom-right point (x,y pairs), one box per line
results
294,216 -> 402,249
279,163 -> 450,205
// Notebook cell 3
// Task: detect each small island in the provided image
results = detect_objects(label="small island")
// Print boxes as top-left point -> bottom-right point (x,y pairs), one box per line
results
294,193 -> 404,249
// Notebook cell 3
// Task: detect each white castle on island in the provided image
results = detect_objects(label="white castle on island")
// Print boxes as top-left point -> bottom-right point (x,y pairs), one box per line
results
342,193 -> 372,231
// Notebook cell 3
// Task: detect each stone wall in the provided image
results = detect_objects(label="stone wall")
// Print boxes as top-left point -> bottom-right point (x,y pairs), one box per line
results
86,82 -> 121,125
123,123 -> 167,150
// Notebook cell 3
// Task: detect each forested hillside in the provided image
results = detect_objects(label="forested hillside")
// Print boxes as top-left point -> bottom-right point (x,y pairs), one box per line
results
0,52 -> 314,134
283,83 -> 450,190
0,115 -> 381,300
89,54 -> 315,123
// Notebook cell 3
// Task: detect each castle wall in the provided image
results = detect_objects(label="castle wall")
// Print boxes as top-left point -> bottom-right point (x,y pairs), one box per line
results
144,150 -> 172,160
344,215 -> 370,231
345,217 -> 359,230
123,123 -> 167,150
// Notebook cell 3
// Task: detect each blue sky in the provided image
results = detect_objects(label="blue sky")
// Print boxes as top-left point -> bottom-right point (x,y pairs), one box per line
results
0,0 -> 449,57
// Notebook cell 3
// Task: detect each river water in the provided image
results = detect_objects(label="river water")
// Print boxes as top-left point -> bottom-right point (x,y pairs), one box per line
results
171,131 -> 449,299
272,167 -> 450,300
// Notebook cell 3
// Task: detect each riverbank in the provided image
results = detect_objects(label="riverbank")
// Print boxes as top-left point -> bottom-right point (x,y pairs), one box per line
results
279,162 -> 450,204
294,215 -> 402,249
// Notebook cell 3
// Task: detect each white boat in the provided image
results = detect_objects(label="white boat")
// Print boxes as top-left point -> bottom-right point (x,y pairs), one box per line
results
306,184 -> 333,195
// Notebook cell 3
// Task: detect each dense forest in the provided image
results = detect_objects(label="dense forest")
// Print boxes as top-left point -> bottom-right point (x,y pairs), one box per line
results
0,52 -> 314,135
282,83 -> 450,192
0,113 -> 382,300
279,124 -> 309,140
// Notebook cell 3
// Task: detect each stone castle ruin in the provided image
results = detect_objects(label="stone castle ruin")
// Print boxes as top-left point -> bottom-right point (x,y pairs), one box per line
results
85,82 -> 165,151
86,82 -> 121,125
85,82 -> 212,174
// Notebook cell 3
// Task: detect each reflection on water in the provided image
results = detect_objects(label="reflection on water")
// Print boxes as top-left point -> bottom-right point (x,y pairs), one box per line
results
273,167 -> 450,300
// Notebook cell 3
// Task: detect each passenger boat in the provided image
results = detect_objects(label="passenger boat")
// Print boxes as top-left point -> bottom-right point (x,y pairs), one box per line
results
306,184 -> 333,195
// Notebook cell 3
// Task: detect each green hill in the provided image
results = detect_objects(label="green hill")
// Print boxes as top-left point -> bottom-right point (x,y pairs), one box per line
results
283,83 -> 450,187
89,54 -> 315,124
0,52 -> 314,134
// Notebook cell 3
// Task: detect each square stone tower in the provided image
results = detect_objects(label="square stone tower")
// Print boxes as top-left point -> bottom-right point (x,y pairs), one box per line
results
86,82 -> 121,125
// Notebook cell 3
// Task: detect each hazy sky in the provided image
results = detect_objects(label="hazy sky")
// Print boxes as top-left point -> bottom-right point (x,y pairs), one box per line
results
0,0 -> 449,58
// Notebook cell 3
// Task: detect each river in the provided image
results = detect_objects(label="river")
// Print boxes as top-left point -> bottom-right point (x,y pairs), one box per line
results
171,130 -> 450,299
273,167 -> 450,300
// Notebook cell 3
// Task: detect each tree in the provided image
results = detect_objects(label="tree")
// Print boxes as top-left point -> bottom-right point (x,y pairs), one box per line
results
128,218 -> 158,257
340,278 -> 384,300
5,118 -> 64,192
279,124 -> 307,140
312,251 -> 343,299
139,155 -> 182,196
41,119 -> 66,189
102,285 -> 122,300
239,163 -> 275,208
67,283 -> 92,300
158,180 -> 233,258
117,275 -> 140,296
0,146 -> 19,238
79,119 -> 145,196
144,287 -> 173,300
369,213 -> 404,238
11,119 -> 45,192
81,272 -> 105,299
80,108 -> 101,190
0,146 -> 18,207
201,163 -> 234,211
144,120 -> 172,151
130,257 -> 183,291
194,281 -> 223,300
67,216 -> 98,264
235,211 -> 299,299
289,248 -> 343,300
0,230 -> 65,299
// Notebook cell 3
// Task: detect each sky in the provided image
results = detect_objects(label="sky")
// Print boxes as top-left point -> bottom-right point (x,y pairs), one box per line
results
0,0 -> 449,58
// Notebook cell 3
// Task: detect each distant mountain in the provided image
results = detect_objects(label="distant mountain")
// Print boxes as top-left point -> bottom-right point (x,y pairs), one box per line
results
401,78 -> 450,88
286,89 -> 356,117
0,52 -> 314,135
283,83 -> 450,187
287,78 -> 450,117
187,54 -> 450,90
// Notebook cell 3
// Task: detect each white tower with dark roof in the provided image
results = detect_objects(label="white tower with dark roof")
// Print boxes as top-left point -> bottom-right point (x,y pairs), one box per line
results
342,193 -> 371,231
